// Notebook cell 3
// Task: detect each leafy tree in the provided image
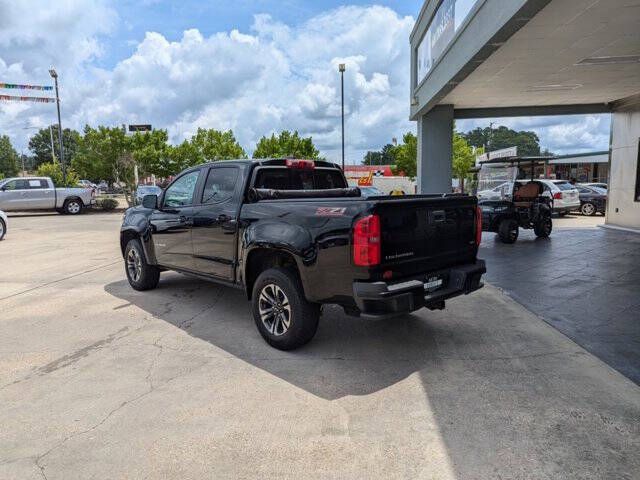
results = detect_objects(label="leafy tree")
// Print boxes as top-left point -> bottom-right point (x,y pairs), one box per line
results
0,135 -> 20,178
452,132 -> 475,192
28,126 -> 81,168
36,162 -> 80,187
166,140 -> 202,176
363,144 -> 398,166
391,132 -> 417,178
363,151 -> 383,166
191,128 -> 246,162
253,130 -> 319,159
462,125 -> 541,156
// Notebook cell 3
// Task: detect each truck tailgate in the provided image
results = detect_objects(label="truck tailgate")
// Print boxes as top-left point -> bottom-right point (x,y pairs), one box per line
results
374,196 -> 478,276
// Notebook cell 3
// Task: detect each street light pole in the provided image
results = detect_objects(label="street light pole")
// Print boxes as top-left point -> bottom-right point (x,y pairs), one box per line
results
49,125 -> 56,163
49,68 -> 65,184
339,63 -> 346,170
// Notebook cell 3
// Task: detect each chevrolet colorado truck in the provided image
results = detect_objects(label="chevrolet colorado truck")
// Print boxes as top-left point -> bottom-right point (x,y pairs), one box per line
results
120,158 -> 486,350
0,176 -> 95,214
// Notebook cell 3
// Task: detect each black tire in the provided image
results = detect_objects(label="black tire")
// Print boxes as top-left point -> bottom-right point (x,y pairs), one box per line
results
0,218 -> 6,241
124,238 -> 160,291
252,267 -> 320,350
498,219 -> 519,244
534,216 -> 552,238
64,198 -> 83,215
581,202 -> 596,216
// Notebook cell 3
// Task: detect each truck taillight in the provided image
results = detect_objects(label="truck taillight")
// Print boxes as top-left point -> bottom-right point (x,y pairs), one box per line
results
553,192 -> 563,200
353,214 -> 381,266
285,159 -> 315,169
475,206 -> 482,246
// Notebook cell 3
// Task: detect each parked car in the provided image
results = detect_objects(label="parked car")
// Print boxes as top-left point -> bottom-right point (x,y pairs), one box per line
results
120,158 -> 486,350
358,186 -> 385,197
78,179 -> 98,190
0,177 -> 96,214
135,185 -> 162,205
533,179 -> 580,216
477,182 -> 513,201
575,185 -> 607,216
0,209 -> 7,241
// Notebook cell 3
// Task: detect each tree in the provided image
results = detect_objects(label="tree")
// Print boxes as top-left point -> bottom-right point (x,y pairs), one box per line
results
253,131 -> 319,159
452,132 -> 475,192
362,144 -> 398,166
191,128 -> 246,162
392,132 -> 417,178
28,126 -> 81,168
0,135 -> 19,178
36,162 -> 80,187
362,151 -> 383,166
462,125 -> 541,156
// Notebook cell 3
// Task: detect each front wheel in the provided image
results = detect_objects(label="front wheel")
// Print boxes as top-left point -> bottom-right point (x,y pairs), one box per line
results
581,202 -> 596,216
0,218 -> 5,240
124,239 -> 160,291
534,216 -> 552,238
64,198 -> 83,215
252,267 -> 320,350
498,219 -> 519,244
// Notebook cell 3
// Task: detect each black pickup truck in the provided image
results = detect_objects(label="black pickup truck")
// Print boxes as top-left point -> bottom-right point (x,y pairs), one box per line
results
120,158 -> 485,350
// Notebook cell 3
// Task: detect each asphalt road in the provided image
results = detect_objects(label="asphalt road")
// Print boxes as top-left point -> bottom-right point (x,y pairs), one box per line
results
1,213 -> 639,479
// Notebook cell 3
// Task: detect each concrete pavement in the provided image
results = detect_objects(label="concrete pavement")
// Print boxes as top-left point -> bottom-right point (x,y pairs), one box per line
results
1,213 -> 639,479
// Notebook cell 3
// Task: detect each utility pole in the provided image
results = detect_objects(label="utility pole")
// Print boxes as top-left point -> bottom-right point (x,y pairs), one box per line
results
339,63 -> 346,170
49,68 -> 65,184
49,125 -> 56,163
487,121 -> 495,152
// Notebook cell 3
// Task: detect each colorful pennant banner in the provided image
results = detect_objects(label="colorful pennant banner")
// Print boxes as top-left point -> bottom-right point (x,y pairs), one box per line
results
0,94 -> 56,103
0,82 -> 53,91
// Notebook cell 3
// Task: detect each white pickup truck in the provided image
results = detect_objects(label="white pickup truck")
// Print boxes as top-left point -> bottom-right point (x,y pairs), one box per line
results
0,177 -> 96,215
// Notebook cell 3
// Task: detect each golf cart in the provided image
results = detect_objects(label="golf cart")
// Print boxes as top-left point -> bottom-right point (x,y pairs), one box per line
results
477,156 -> 554,244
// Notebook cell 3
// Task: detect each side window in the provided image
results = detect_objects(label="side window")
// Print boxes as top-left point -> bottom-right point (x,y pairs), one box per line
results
27,179 -> 47,190
201,167 -> 239,204
4,180 -> 29,190
163,171 -> 200,208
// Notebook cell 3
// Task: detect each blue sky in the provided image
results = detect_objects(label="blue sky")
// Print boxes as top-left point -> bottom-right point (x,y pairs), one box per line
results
0,1 -> 611,162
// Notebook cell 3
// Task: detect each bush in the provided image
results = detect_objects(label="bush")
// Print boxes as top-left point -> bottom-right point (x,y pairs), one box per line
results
96,197 -> 118,211
36,162 -> 80,187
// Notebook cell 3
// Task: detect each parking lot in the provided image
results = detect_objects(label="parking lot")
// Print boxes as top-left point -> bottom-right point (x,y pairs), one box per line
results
1,213 -> 639,479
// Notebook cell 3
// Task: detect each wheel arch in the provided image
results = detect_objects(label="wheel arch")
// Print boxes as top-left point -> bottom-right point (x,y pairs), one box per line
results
243,247 -> 304,301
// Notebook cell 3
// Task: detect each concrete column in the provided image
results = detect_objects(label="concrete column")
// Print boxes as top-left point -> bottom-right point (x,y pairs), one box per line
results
417,105 -> 454,194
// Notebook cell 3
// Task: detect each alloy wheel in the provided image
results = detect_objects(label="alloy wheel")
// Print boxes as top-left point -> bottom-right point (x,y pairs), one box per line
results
127,248 -> 143,282
67,201 -> 81,214
582,203 -> 595,216
258,284 -> 292,337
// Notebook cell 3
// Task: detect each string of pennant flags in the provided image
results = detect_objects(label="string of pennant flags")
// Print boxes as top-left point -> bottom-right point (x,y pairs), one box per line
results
0,82 -> 56,103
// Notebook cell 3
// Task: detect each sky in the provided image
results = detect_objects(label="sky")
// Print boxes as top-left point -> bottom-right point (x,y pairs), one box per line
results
0,0 -> 611,163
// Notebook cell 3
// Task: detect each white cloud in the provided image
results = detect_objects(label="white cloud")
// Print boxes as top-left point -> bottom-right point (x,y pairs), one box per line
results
0,3 -> 612,163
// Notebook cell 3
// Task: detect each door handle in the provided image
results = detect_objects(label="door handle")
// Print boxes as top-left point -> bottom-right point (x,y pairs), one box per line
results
216,214 -> 231,223
179,215 -> 193,226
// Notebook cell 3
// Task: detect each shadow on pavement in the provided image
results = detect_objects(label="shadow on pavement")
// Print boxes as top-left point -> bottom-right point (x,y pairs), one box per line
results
104,274 -> 483,401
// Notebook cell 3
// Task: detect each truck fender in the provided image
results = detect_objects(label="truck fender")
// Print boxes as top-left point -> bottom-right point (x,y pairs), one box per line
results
120,215 -> 157,264
241,221 -> 317,298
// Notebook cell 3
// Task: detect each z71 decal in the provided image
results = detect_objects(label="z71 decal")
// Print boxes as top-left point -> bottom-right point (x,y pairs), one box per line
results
315,207 -> 346,217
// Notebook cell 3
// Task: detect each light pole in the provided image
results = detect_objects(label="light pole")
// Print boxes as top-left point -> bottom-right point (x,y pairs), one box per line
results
339,63 -> 346,170
49,125 -> 56,163
49,68 -> 65,184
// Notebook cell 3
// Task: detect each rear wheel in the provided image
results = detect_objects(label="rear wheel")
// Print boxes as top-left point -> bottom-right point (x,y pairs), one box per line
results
252,267 -> 320,350
581,202 -> 596,216
534,216 -> 552,238
498,219 -> 519,244
124,238 -> 160,291
64,198 -> 83,215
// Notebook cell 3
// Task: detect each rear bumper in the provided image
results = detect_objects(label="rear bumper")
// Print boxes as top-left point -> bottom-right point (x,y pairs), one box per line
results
352,260 -> 486,318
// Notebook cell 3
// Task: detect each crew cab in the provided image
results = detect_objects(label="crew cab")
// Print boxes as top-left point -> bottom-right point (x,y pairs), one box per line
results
0,177 -> 95,214
120,159 -> 486,350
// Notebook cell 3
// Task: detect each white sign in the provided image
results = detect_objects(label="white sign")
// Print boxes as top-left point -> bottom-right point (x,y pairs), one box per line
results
476,146 -> 518,165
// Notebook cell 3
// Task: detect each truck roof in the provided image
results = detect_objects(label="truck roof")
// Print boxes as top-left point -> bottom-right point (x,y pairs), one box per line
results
194,158 -> 342,170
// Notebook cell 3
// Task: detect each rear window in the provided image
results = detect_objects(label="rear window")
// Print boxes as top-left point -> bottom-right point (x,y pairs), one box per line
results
554,182 -> 576,191
254,168 -> 347,190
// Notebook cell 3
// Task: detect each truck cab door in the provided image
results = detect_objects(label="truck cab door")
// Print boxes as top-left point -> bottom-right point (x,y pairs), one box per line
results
150,169 -> 201,271
0,179 -> 30,211
25,179 -> 56,209
191,166 -> 240,281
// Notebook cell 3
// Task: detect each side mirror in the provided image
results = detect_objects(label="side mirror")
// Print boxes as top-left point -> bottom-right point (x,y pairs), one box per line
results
142,194 -> 158,209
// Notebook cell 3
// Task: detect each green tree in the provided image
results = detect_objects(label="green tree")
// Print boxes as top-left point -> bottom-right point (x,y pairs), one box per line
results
391,132 -> 417,178
28,126 -> 81,168
253,130 -> 319,159
166,140 -> 202,176
0,135 -> 20,178
462,125 -> 541,156
452,131 -> 475,193
36,162 -> 80,187
362,144 -> 398,166
191,128 -> 246,162
362,151 -> 383,166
